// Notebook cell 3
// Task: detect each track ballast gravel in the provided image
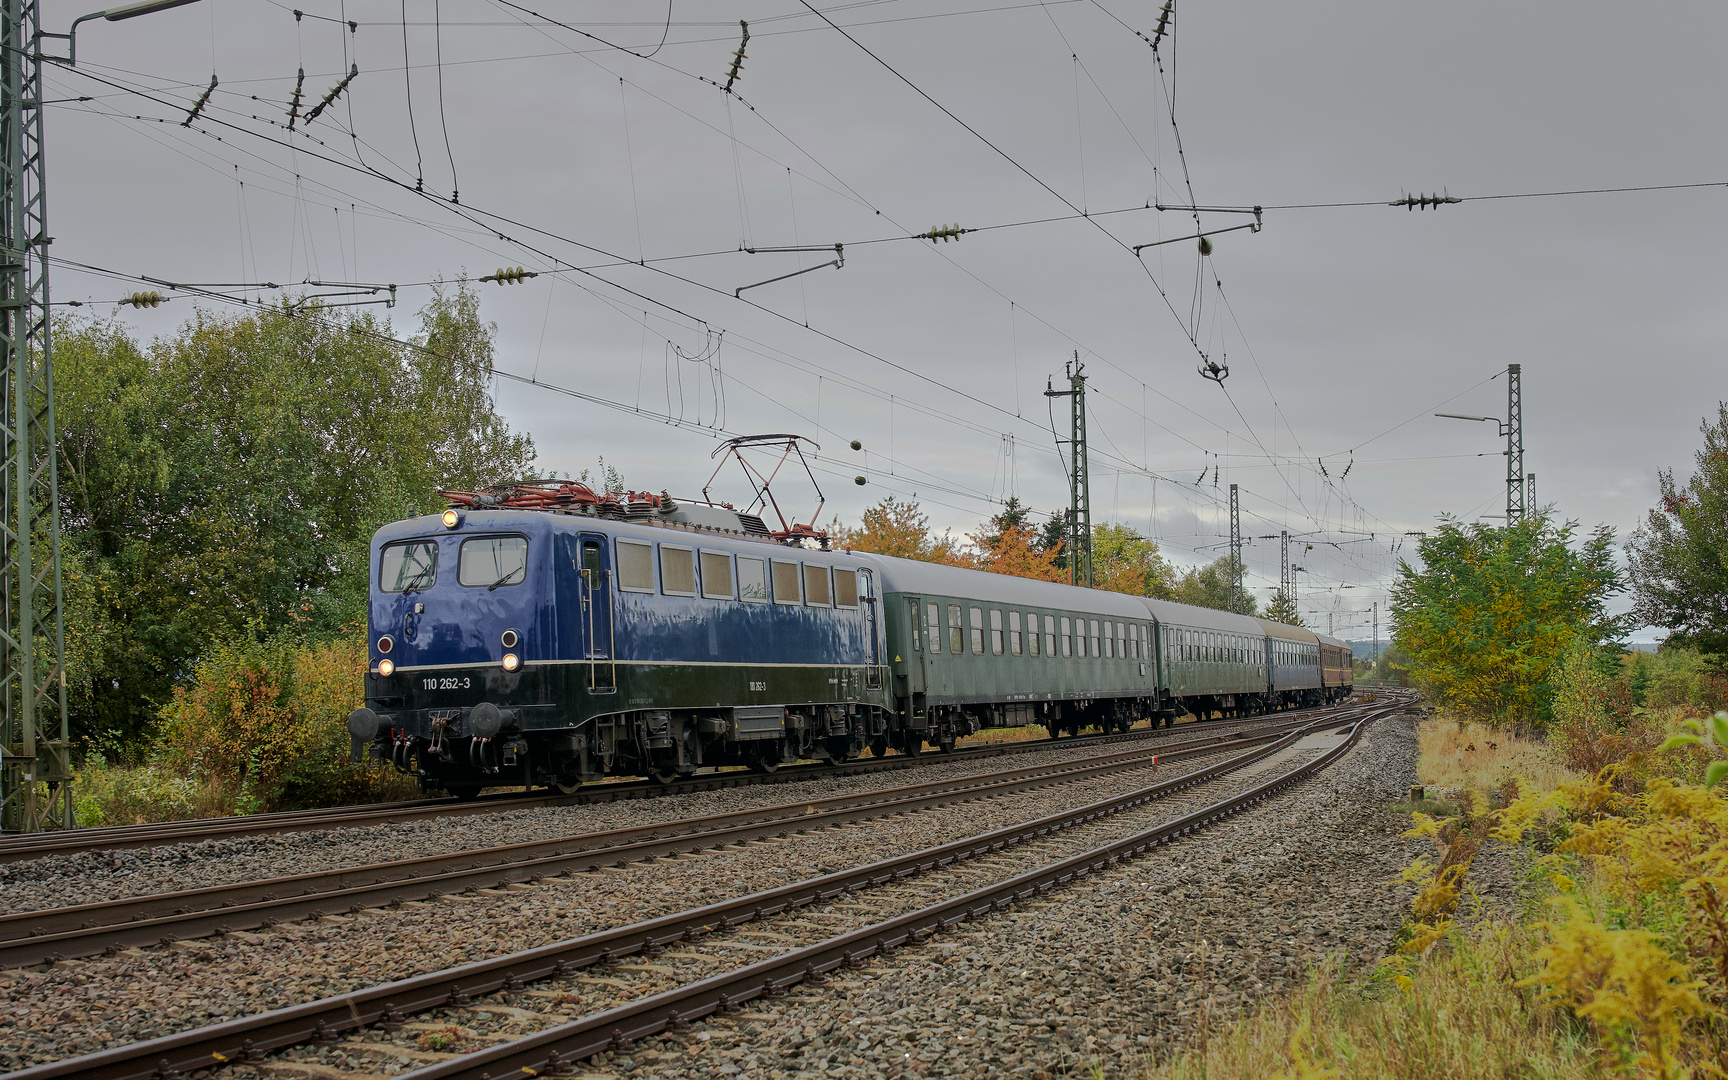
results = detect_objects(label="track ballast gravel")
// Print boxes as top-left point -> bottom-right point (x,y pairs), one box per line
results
0,725 -> 1271,915
0,739 -> 1286,1072
506,712 -> 1429,1080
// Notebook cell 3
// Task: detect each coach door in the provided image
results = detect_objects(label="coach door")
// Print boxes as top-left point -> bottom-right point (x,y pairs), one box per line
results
859,569 -> 883,689
579,535 -> 615,692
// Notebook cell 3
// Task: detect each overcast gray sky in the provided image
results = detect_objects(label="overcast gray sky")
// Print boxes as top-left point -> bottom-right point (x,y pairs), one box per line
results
45,0 -> 1728,640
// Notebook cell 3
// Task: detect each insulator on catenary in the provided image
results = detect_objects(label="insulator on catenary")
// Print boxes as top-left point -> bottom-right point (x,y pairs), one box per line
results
723,21 -> 749,92
1152,0 -> 1173,45
182,74 -> 217,128
1390,191 -> 1462,211
305,64 -> 359,127
286,67 -> 306,132
918,224 -> 965,243
124,292 -> 164,309
483,267 -> 538,285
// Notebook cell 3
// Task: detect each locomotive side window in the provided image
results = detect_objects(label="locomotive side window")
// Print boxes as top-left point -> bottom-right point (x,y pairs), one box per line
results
989,609 -> 1004,655
1009,611 -> 1023,656
969,606 -> 984,654
659,545 -> 697,596
699,551 -> 734,600
803,565 -> 832,606
616,540 -> 654,592
1060,617 -> 1072,658
737,556 -> 768,602
948,605 -> 964,653
1044,615 -> 1056,657
771,560 -> 802,604
833,568 -> 859,607
380,540 -> 438,592
458,536 -> 528,589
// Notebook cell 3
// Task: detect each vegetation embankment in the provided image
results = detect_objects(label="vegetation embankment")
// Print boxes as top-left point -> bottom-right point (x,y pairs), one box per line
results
55,283 -> 534,823
1141,404 -> 1728,1079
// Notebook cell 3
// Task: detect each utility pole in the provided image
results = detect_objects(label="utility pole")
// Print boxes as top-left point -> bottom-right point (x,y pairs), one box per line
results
1526,472 -> 1536,511
1044,353 -> 1091,587
0,0 -> 70,832
1328,611 -> 1334,636
1228,483 -> 1242,613
1505,362 -> 1524,523
1372,602 -> 1379,666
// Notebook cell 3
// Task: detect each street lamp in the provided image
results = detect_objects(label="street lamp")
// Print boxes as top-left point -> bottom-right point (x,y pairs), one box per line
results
1434,412 -> 1510,437
43,0 -> 204,65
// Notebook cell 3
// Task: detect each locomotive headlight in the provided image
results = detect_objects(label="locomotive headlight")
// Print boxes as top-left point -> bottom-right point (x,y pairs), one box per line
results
442,509 -> 461,529
501,652 -> 521,672
377,658 -> 396,678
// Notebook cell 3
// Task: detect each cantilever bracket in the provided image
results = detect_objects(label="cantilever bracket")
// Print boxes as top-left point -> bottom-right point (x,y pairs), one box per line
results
735,244 -> 843,298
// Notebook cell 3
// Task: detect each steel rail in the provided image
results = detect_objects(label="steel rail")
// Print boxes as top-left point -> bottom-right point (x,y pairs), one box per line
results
402,705 -> 1392,1080
0,711 -> 1358,970
0,708 -> 1389,1080
0,707 -> 1348,864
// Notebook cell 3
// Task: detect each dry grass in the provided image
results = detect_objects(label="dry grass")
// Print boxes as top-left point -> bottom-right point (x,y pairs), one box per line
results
1138,930 -> 1602,1080
1416,714 -> 1581,803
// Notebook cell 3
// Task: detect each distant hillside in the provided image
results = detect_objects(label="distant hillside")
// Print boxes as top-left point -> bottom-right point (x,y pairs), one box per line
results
1345,640 -> 1388,660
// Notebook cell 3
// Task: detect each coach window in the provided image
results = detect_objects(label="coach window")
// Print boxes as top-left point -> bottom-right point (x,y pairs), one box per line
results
1009,611 -> 1023,656
659,545 -> 697,596
737,556 -> 768,602
1091,619 -> 1102,659
948,604 -> 964,654
1117,622 -> 1127,659
771,560 -> 802,605
1102,622 -> 1113,659
834,568 -> 860,607
1060,616 -> 1072,657
970,606 -> 985,654
929,602 -> 943,650
1044,614 -> 1056,658
616,540 -> 654,592
1076,616 -> 1089,658
699,551 -> 734,600
804,565 -> 833,606
381,539 -> 438,592
989,609 -> 1005,655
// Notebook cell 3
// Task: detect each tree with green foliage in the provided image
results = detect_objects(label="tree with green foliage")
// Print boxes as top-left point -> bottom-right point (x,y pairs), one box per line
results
1389,511 -> 1626,723
1169,555 -> 1257,616
1626,403 -> 1728,664
54,283 -> 534,748
1264,588 -> 1302,626
1092,523 -> 1173,597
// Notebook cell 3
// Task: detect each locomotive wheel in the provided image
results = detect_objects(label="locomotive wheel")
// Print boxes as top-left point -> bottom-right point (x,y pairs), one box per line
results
551,777 -> 582,795
752,747 -> 781,773
870,735 -> 890,758
649,765 -> 680,785
902,736 -> 923,758
938,732 -> 957,754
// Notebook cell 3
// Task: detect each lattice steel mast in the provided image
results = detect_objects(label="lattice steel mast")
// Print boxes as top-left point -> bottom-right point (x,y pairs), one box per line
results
1505,362 -> 1524,522
1044,354 -> 1091,587
0,0 -> 70,832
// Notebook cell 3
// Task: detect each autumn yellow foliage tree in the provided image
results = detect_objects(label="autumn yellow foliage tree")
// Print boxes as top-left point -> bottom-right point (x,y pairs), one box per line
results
831,496 -> 966,564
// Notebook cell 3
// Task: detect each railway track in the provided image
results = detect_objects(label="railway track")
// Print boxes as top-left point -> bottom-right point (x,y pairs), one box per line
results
0,705 -> 1356,866
0,711 -> 1335,969
4,699 -> 1400,1080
